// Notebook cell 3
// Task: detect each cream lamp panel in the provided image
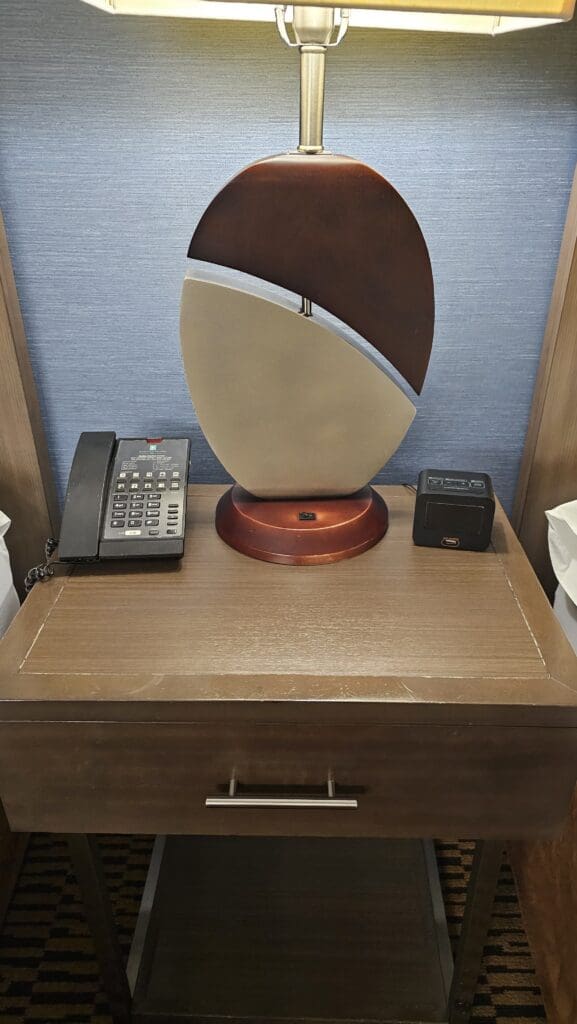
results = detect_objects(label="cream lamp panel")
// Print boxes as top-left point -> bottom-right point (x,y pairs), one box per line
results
180,277 -> 416,499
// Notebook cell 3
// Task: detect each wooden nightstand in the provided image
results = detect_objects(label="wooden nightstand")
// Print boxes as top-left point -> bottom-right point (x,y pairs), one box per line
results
0,485 -> 576,1024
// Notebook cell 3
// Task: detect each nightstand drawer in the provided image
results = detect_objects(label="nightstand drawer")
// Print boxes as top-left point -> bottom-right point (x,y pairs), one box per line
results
0,719 -> 574,839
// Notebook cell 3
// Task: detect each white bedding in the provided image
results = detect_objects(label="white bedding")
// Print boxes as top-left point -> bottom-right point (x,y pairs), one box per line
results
0,511 -> 19,637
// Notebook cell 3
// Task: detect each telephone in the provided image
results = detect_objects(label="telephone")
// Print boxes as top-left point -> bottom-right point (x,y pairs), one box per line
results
58,432 -> 191,562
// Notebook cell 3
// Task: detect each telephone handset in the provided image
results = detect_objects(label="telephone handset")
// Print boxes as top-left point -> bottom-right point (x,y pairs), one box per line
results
58,432 -> 190,562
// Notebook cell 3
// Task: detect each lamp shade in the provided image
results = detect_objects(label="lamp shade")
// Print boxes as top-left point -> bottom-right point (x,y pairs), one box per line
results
79,0 -> 574,33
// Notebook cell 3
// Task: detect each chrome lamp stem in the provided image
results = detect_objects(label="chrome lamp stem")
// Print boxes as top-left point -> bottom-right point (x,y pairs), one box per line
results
275,5 -> 350,155
298,42 -> 327,153
274,6 -> 349,314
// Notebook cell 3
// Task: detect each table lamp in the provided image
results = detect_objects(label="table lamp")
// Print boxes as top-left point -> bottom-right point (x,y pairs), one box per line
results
81,0 -> 574,565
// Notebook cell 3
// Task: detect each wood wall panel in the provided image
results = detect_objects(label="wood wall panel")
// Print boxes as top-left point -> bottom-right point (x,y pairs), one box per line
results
0,210 -> 57,928
510,797 -> 577,1024
512,163 -> 577,596
511,163 -> 577,1024
0,211 -> 60,597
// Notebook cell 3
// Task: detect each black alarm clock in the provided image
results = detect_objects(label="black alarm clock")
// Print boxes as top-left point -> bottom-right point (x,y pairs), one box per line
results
412,469 -> 495,551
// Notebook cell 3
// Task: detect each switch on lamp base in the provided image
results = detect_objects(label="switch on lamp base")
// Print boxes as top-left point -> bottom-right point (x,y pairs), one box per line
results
215,485 -> 388,565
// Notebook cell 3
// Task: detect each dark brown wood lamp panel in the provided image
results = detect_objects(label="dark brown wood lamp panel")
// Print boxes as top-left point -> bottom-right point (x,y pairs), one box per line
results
188,153 -> 435,394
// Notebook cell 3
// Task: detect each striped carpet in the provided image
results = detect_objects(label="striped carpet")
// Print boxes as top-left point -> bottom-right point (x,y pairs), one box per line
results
0,837 -> 545,1023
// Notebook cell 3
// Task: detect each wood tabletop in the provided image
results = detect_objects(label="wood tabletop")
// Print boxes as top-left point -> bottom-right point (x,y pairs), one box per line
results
1,485 -> 576,728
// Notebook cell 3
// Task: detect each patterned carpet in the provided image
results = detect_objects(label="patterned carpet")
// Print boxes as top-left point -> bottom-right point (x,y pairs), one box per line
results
0,837 -> 545,1023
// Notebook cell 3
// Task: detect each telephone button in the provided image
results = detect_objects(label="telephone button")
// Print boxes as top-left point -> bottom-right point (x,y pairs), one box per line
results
147,502 -> 160,509
149,529 -> 160,536
130,483 -> 139,491
145,472 -> 154,479
111,521 -> 125,528
145,519 -> 160,526
143,482 -> 153,490
170,481 -> 180,490
116,482 -> 126,492
132,472 -> 140,479
128,519 -> 142,527
113,502 -> 126,509
167,529 -> 178,535
158,482 -> 167,490
158,472 -> 167,479
172,471 -> 181,478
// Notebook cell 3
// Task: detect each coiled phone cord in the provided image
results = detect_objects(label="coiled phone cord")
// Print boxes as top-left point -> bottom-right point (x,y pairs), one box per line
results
24,537 -> 60,594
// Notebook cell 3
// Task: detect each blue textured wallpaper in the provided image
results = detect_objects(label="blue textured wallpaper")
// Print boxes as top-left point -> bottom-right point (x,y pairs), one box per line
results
1,0 -> 576,511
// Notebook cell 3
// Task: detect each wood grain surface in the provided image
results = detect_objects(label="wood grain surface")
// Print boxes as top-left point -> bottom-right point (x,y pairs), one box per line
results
510,799 -> 577,1024
189,154 -> 434,394
513,163 -> 577,597
0,211 -> 59,598
0,486 -> 575,840
509,165 -> 577,1024
0,209 -> 56,943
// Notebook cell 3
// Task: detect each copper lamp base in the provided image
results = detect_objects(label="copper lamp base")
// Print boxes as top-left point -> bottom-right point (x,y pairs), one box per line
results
215,485 -> 388,565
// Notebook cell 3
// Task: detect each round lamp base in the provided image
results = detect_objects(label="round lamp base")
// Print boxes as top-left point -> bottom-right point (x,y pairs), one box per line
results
215,485 -> 388,565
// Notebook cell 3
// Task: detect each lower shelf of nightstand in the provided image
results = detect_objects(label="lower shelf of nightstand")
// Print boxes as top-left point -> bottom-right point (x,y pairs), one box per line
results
129,836 -> 453,1024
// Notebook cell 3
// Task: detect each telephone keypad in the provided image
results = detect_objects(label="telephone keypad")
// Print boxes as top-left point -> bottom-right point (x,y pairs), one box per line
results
104,438 -> 189,545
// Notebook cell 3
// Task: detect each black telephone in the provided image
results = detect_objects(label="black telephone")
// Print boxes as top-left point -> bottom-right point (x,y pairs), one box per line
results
58,432 -> 191,562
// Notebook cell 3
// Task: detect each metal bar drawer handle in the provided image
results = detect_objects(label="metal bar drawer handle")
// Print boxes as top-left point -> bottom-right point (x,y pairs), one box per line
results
205,774 -> 358,809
